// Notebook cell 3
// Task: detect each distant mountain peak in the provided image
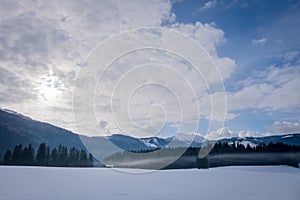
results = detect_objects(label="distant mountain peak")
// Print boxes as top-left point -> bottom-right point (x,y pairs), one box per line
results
173,132 -> 205,142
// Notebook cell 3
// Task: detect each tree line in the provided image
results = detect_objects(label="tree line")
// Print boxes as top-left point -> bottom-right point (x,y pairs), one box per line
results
104,141 -> 300,169
105,141 -> 300,162
1,143 -> 94,167
210,141 -> 300,154
2,141 -> 299,168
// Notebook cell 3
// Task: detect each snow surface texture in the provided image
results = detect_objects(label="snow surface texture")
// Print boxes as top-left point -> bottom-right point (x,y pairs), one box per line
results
0,166 -> 299,200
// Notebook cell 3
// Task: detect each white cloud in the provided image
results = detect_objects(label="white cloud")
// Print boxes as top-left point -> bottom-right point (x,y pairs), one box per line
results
206,120 -> 300,140
0,0 -> 237,137
205,127 -> 235,140
205,127 -> 270,140
169,22 -> 237,80
170,22 -> 225,55
251,38 -> 267,46
0,0 -> 176,133
269,121 -> 300,134
0,1 -> 298,139
199,1 -> 217,11
227,65 -> 300,113
84,20 -> 239,136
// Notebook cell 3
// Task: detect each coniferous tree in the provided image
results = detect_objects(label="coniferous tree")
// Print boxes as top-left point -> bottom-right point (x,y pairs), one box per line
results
58,145 -> 68,166
63,146 -> 68,166
22,147 -> 31,165
36,143 -> 47,166
80,149 -> 88,167
75,149 -> 80,166
3,150 -> 12,165
1,143 -> 97,167
88,153 -> 94,167
46,146 -> 50,165
12,144 -> 23,165
69,147 -> 76,166
50,148 -> 58,166
27,144 -> 35,165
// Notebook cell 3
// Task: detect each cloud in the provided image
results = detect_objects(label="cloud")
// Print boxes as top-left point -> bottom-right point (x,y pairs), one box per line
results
280,51 -> 299,62
206,120 -> 300,140
205,127 -> 270,140
0,0 -> 176,133
0,1 -> 298,139
0,0 -> 237,137
169,22 -> 237,80
199,1 -> 217,11
170,22 -> 225,55
85,20 -> 238,136
205,127 -> 235,140
227,65 -> 300,113
251,38 -> 267,46
268,121 -> 300,134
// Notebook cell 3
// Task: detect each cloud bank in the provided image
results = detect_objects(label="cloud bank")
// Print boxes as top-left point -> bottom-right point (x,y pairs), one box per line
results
0,0 -> 299,137
269,121 -> 300,134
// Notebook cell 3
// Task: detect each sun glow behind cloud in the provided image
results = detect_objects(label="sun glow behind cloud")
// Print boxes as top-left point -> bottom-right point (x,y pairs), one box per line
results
38,70 -> 61,102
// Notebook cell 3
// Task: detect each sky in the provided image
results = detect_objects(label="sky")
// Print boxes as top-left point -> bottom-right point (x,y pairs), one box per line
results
0,0 -> 299,139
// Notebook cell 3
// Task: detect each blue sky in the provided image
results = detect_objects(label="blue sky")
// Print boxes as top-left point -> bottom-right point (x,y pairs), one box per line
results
171,0 -> 300,137
173,0 -> 300,79
174,1 -> 299,71
0,0 -> 299,139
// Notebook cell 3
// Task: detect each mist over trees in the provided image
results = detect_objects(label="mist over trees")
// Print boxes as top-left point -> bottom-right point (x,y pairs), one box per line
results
1,143 -> 94,167
104,142 -> 300,169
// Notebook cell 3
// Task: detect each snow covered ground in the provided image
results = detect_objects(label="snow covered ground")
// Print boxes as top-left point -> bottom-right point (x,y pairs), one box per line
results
0,166 -> 299,200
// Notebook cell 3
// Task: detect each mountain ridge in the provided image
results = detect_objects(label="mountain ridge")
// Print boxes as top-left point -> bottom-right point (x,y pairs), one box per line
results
1,108 -> 300,159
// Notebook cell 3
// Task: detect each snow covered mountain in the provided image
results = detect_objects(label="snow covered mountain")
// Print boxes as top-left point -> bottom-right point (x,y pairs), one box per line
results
219,134 -> 300,147
107,133 -> 206,151
106,132 -> 300,150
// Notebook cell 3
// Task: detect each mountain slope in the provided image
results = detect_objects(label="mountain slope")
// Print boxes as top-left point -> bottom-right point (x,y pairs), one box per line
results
1,108 -> 300,160
0,109 -> 86,154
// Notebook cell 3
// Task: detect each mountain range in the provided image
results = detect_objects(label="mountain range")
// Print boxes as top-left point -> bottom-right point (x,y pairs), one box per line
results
1,108 -> 300,160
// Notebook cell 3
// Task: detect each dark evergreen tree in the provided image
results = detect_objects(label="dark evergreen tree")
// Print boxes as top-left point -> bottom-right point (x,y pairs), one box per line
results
62,146 -> 68,166
68,147 -> 76,166
46,146 -> 50,165
75,149 -> 80,166
27,144 -> 35,165
11,144 -> 23,165
79,149 -> 88,167
50,148 -> 58,166
3,150 -> 12,165
22,146 -> 34,165
58,145 -> 68,166
1,143 -> 97,167
88,153 -> 94,167
36,143 -> 47,166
